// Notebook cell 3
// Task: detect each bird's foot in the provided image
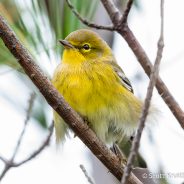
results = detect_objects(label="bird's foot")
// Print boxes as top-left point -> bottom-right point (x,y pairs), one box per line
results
110,143 -> 127,167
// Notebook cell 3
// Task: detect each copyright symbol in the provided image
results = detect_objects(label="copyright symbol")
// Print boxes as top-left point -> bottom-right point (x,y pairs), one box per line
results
142,173 -> 147,178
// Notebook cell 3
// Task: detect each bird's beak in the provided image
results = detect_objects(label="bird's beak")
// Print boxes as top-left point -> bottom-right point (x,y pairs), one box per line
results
59,40 -> 74,49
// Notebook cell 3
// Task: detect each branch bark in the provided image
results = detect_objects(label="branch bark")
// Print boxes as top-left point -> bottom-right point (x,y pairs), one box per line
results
0,15 -> 140,184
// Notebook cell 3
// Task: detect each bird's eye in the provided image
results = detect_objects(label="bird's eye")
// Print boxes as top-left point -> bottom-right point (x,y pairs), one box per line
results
82,44 -> 90,50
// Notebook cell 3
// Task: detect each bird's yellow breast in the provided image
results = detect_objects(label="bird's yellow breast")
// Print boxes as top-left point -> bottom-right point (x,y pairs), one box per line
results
52,50 -> 124,117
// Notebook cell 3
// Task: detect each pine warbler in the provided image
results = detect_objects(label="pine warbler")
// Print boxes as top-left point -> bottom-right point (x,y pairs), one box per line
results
52,29 -> 153,144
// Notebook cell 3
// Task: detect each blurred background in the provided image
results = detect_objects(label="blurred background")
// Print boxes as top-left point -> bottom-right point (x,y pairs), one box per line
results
0,0 -> 184,183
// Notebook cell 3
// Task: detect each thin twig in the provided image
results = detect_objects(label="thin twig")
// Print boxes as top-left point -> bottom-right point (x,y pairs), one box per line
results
79,164 -> 95,184
100,0 -> 121,23
0,93 -> 36,181
65,0 -> 115,31
120,0 -> 133,25
0,122 -> 53,181
0,156 -> 7,164
0,93 -> 53,181
121,1 -> 165,183
13,122 -> 54,167
0,165 -> 10,181
12,92 -> 36,160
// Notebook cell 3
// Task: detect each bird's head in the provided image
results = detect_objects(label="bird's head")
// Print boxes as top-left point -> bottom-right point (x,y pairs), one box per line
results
59,29 -> 113,64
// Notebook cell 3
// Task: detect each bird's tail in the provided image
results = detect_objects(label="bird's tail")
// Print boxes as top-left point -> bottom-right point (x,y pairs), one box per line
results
53,111 -> 69,144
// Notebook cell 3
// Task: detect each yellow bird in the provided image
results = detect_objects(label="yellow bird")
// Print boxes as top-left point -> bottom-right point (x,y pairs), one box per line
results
52,29 -> 152,144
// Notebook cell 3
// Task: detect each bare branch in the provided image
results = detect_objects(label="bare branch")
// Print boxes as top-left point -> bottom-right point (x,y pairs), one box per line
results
0,15 -> 139,183
100,0 -> 184,128
13,122 -> 54,167
79,164 -> 94,184
0,93 -> 36,181
65,0 -> 115,31
120,0 -> 133,25
0,156 -> 7,164
0,93 -> 52,181
0,155 -> 11,180
12,92 -> 36,160
100,0 -> 121,23
0,122 -> 53,181
0,165 -> 10,181
121,1 -> 165,183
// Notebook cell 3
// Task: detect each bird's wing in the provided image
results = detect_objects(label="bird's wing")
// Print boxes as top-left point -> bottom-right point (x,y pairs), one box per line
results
115,66 -> 134,93
109,59 -> 134,93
